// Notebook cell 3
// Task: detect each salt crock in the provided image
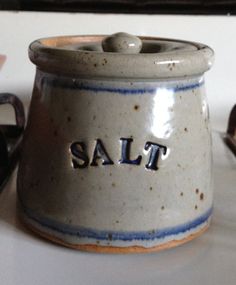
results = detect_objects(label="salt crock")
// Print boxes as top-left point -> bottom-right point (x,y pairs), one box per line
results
17,32 -> 214,253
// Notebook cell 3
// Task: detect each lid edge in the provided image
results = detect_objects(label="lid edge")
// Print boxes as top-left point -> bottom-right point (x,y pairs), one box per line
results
29,35 -> 214,79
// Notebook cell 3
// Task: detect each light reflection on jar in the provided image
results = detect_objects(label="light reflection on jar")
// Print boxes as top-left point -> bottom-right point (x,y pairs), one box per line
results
151,87 -> 175,139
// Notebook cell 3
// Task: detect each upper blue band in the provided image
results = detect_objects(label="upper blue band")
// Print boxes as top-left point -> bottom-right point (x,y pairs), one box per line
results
43,76 -> 204,95
73,81 -> 204,95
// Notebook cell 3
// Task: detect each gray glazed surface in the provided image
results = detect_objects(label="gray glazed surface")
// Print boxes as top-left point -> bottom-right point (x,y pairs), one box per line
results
17,33 -> 214,252
29,34 -> 214,79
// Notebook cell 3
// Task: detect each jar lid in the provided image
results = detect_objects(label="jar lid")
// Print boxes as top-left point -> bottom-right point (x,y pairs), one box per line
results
29,32 -> 214,79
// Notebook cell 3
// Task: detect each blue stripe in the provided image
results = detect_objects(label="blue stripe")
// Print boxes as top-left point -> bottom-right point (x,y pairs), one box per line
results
44,76 -> 204,95
20,202 -> 212,241
76,81 -> 204,95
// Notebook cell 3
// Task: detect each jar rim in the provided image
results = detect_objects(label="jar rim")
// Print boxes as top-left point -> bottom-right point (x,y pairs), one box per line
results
29,35 -> 214,79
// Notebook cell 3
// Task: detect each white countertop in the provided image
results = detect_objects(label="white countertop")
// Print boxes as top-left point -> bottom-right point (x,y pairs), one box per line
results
0,11 -> 235,285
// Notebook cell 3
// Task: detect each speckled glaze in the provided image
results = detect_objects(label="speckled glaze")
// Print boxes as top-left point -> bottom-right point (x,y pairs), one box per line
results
17,33 -> 214,253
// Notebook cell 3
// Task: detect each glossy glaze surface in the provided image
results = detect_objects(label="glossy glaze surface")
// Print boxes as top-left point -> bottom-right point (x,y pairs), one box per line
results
29,35 -> 214,79
17,69 -> 213,251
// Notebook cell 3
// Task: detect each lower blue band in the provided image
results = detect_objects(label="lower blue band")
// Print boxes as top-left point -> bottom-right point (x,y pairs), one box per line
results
20,201 -> 213,241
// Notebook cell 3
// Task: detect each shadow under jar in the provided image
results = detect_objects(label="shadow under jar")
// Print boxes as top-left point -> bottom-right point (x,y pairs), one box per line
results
17,32 -> 214,253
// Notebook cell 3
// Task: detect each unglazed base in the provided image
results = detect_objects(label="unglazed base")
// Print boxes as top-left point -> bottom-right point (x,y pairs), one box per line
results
19,212 -> 210,254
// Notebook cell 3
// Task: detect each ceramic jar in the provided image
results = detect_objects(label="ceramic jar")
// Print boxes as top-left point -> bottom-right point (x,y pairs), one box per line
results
17,32 -> 214,253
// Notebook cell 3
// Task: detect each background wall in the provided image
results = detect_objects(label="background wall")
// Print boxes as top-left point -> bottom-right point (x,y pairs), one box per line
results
0,11 -> 235,131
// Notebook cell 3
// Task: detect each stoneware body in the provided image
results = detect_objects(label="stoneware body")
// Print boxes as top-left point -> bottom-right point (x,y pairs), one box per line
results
17,33 -> 214,253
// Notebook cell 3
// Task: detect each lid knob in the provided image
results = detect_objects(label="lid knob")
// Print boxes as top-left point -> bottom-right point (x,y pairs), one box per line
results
102,32 -> 142,54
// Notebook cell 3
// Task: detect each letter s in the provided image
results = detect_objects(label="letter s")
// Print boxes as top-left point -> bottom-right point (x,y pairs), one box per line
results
70,142 -> 89,169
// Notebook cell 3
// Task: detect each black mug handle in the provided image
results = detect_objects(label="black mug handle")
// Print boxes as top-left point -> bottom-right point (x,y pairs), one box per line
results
225,105 -> 236,156
0,93 -> 25,191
